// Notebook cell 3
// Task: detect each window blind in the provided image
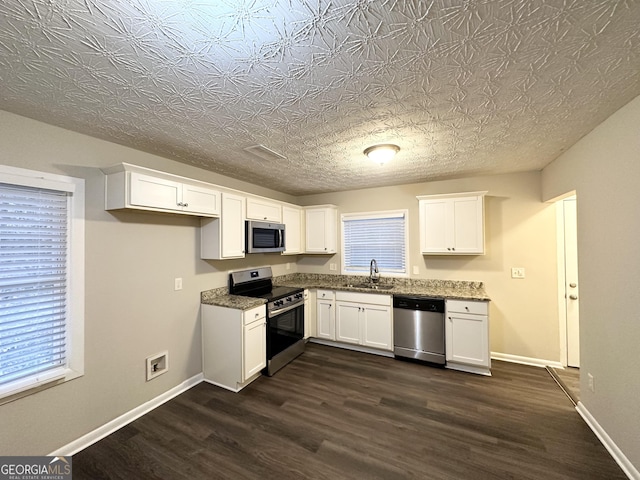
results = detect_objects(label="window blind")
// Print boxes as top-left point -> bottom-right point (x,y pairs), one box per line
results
343,212 -> 407,274
0,183 -> 69,394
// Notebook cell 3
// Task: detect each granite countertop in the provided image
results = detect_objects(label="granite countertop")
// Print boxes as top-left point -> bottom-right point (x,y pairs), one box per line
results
201,273 -> 489,308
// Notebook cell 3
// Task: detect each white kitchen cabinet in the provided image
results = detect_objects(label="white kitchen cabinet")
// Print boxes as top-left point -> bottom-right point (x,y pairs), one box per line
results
246,197 -> 282,222
200,192 -> 246,259
316,289 -> 335,340
303,289 -> 313,339
305,205 -> 337,254
103,163 -> 220,217
417,192 -> 487,255
282,204 -> 303,255
335,291 -> 393,351
202,304 -> 266,392
445,299 -> 491,376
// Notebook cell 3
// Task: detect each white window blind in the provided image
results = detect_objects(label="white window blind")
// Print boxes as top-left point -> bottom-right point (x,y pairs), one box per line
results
342,211 -> 407,275
0,183 -> 70,396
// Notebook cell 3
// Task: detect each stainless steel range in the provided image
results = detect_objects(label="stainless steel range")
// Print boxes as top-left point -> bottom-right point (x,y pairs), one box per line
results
229,267 -> 305,376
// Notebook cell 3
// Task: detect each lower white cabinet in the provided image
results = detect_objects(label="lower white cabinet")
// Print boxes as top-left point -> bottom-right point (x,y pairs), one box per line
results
316,290 -> 335,340
335,292 -> 393,351
202,304 -> 266,392
445,299 -> 490,375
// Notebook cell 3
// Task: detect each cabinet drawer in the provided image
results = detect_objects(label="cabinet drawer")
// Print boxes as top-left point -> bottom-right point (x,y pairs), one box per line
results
316,289 -> 335,300
446,300 -> 488,316
244,305 -> 266,325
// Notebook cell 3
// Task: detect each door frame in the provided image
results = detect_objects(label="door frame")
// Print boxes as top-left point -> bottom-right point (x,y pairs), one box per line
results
555,193 -> 578,367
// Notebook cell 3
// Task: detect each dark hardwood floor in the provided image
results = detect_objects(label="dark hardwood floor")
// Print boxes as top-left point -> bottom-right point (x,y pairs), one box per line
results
547,366 -> 581,406
73,344 -> 625,479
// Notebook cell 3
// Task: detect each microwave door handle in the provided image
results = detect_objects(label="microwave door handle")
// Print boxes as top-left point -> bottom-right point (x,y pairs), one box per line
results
278,229 -> 283,248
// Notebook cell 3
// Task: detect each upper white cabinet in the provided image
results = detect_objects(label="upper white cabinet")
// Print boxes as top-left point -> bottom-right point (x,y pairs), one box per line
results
335,291 -> 393,351
417,192 -> 487,255
445,299 -> 490,376
103,163 -> 220,217
282,204 -> 303,255
201,192 -> 246,259
246,197 -> 282,222
305,205 -> 337,254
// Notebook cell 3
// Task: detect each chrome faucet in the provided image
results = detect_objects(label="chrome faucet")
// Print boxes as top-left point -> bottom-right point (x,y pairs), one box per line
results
370,259 -> 380,284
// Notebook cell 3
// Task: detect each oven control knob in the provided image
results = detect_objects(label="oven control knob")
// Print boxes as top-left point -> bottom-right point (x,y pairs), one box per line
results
286,297 -> 292,302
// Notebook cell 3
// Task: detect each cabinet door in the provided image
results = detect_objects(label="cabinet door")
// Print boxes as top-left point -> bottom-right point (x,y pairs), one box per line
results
420,199 -> 449,253
246,197 -> 282,222
335,302 -> 360,345
221,192 -> 246,258
305,207 -> 336,253
451,196 -> 483,254
129,172 -> 181,211
243,319 -> 266,380
446,312 -> 489,367
282,205 -> 302,254
306,209 -> 328,253
182,184 -> 220,216
361,304 -> 393,350
316,299 -> 335,340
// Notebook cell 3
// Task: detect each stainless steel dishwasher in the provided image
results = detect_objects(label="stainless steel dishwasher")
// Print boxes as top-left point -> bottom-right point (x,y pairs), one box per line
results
393,296 -> 445,364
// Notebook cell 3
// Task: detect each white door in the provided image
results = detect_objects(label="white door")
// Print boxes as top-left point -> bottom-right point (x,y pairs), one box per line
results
335,302 -> 360,345
564,198 -> 580,367
243,320 -> 266,380
361,304 -> 393,350
316,299 -> 335,340
221,192 -> 246,258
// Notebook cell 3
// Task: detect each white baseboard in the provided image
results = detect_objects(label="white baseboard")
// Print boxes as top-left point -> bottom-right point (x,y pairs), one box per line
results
575,402 -> 639,480
491,351 -> 563,369
49,373 -> 203,457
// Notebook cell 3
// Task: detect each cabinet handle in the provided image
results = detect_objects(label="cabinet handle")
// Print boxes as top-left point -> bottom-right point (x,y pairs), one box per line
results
448,316 -> 452,320
255,313 -> 260,318
452,247 -> 455,251
183,203 -> 188,207
569,294 -> 578,300
569,283 -> 577,288
465,306 -> 469,311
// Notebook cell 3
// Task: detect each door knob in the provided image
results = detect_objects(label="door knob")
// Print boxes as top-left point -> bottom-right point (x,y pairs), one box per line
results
569,294 -> 578,300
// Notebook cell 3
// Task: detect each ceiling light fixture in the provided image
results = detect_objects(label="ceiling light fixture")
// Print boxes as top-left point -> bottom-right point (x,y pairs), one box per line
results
364,144 -> 400,165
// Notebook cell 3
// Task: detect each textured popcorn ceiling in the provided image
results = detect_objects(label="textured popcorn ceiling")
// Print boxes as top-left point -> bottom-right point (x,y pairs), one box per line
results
1,1 -> 640,195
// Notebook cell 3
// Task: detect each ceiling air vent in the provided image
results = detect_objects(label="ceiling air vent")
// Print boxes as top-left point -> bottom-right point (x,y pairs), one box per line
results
243,144 -> 286,162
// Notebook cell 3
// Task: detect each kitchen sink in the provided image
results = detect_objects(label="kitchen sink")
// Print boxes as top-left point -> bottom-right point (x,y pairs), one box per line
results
344,283 -> 395,290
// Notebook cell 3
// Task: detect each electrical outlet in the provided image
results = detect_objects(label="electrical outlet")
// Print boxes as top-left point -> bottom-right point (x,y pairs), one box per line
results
413,266 -> 419,275
286,262 -> 291,270
511,267 -> 525,279
174,277 -> 183,291
330,263 -> 337,271
588,373 -> 595,392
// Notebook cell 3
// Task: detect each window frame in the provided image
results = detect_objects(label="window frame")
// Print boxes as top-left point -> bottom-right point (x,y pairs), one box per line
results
0,165 -> 84,403
340,209 -> 409,278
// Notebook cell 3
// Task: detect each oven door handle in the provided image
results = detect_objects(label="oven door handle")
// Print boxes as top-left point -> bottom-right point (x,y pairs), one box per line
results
269,302 -> 303,317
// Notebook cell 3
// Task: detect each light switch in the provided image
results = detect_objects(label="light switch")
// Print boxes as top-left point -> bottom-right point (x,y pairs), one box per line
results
511,268 -> 525,279
174,277 -> 183,290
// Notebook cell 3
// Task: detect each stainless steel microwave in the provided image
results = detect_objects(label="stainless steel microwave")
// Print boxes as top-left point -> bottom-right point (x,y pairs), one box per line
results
245,220 -> 285,253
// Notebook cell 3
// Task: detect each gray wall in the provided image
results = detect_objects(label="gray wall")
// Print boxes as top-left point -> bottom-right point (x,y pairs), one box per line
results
0,110 -> 296,455
297,172 -> 560,363
542,95 -> 640,470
